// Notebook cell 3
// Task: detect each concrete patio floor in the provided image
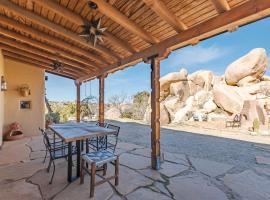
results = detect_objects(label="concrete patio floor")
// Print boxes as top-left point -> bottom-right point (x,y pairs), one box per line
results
1,136 -> 270,200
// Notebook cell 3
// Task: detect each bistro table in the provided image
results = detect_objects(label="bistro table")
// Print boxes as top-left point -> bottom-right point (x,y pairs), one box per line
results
49,123 -> 116,182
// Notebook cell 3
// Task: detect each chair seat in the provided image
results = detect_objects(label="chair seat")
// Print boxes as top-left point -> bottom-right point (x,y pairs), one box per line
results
82,150 -> 117,165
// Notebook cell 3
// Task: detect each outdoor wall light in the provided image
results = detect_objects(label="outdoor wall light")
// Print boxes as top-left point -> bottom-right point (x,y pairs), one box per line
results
1,76 -> 7,91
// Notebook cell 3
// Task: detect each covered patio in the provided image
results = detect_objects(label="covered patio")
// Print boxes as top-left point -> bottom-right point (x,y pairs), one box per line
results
0,132 -> 269,200
0,0 -> 270,199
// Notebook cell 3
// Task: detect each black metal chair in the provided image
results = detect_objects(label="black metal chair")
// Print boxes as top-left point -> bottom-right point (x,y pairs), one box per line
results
39,128 -> 76,184
87,122 -> 108,152
80,124 -> 120,198
39,127 -> 67,163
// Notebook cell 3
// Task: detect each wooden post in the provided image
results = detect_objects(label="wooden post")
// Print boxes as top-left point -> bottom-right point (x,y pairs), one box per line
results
98,75 -> 105,123
75,81 -> 81,123
150,56 -> 161,170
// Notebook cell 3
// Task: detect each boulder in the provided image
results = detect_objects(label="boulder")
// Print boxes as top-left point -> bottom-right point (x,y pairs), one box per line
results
173,96 -> 194,123
203,99 -> 217,113
164,96 -> 184,121
188,70 -> 214,94
169,81 -> 190,102
143,103 -> 170,125
105,107 -> 121,119
194,90 -> 212,107
225,48 -> 268,86
213,84 -> 254,114
160,68 -> 188,99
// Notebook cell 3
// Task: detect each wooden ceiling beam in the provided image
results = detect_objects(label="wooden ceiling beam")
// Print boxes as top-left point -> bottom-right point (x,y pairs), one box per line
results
0,43 -> 85,76
0,35 -> 92,74
142,0 -> 187,33
29,0 -> 137,54
0,15 -> 106,66
0,25 -> 99,71
0,0 -> 120,61
3,52 -> 78,79
211,0 -> 230,13
90,0 -> 160,44
0,15 -> 105,68
79,0 -> 270,81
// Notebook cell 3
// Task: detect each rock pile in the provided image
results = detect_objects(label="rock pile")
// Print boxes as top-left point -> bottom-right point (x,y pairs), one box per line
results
144,48 -> 270,129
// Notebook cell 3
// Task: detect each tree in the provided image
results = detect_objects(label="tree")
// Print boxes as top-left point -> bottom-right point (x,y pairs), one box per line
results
108,93 -> 128,115
132,91 -> 150,120
81,95 -> 98,120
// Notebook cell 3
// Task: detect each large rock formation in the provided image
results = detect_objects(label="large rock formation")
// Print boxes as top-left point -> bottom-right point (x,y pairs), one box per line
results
143,48 -> 270,131
225,48 -> 268,86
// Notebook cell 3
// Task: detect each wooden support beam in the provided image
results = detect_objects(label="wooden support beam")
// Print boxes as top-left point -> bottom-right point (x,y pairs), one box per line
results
75,81 -> 81,123
0,0 -> 120,61
0,15 -> 105,67
142,0 -> 187,32
29,0 -> 137,54
90,0 -> 160,44
3,52 -> 78,79
211,0 -> 230,13
0,43 -> 85,76
78,0 -> 270,81
150,56 -> 161,170
0,35 -> 90,74
98,75 -> 105,123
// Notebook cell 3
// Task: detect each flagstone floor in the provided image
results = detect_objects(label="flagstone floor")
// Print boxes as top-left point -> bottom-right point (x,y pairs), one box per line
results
1,136 -> 270,200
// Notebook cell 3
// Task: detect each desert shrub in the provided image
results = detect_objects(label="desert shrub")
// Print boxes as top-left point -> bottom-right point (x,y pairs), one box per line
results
45,112 -> 60,124
121,111 -> 133,119
253,118 -> 260,133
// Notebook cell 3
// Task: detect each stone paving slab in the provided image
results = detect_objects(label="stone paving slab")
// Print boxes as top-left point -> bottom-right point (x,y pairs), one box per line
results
164,152 -> 189,166
54,177 -> 114,200
256,156 -> 270,165
120,153 -> 150,170
109,165 -> 153,196
0,138 -> 31,166
224,170 -> 270,200
168,174 -> 229,200
190,157 -> 233,177
138,167 -> 166,182
159,162 -> 189,177
28,161 -> 70,200
27,136 -> 45,152
126,188 -> 172,200
0,159 -> 45,184
0,179 -> 42,200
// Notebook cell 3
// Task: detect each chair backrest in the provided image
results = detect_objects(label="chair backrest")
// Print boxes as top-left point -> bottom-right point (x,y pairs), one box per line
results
106,124 -> 120,153
234,114 -> 241,122
96,121 -> 108,128
39,128 -> 52,152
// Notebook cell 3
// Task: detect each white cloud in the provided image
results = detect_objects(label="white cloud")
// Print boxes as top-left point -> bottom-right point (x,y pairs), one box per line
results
164,45 -> 230,68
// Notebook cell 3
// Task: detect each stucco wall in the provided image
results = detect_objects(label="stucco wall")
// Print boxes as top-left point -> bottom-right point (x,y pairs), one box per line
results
3,58 -> 45,137
0,50 -> 4,147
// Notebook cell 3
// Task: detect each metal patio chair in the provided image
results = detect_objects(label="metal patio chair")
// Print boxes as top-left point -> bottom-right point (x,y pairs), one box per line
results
40,128 -> 76,184
39,127 -> 67,163
226,114 -> 242,128
80,124 -> 120,198
86,122 -> 108,152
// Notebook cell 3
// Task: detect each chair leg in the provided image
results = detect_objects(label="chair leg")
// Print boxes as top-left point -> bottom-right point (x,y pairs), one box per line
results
43,150 -> 48,163
80,158 -> 85,185
49,161 -> 55,184
47,159 -> 52,173
115,157 -> 119,186
103,163 -> 107,176
90,163 -> 96,198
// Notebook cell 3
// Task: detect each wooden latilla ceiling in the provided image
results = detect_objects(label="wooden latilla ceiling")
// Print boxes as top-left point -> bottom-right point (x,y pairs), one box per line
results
0,0 -> 269,81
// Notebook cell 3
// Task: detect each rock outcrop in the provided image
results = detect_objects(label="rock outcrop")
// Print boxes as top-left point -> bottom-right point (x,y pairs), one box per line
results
143,48 -> 270,130
225,48 -> 268,86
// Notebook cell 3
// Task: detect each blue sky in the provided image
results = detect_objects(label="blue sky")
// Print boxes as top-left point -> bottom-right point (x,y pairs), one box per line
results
46,17 -> 270,102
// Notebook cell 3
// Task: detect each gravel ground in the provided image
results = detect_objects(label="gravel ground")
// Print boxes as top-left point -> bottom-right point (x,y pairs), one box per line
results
106,120 -> 270,169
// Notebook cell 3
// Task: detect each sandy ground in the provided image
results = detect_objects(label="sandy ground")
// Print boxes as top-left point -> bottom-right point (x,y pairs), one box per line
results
104,119 -> 270,169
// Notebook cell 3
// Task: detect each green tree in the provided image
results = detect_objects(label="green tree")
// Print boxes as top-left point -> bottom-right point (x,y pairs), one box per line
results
132,91 -> 150,120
